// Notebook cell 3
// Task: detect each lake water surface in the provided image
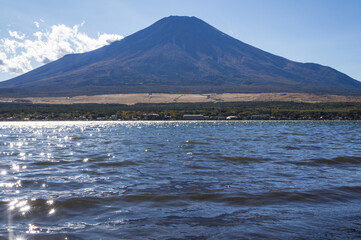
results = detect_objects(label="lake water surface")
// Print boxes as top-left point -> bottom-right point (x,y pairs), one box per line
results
1,121 -> 361,239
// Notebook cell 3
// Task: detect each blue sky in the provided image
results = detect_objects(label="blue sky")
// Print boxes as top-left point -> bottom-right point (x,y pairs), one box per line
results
1,0 -> 361,82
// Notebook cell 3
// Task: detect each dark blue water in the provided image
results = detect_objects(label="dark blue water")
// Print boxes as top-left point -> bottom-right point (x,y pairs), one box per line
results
1,121 -> 361,239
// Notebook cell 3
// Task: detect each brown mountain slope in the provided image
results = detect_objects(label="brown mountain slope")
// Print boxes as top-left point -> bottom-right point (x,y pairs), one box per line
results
0,16 -> 360,97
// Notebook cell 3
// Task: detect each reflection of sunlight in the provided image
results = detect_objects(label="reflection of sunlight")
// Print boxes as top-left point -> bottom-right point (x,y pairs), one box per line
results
7,199 -> 31,217
9,142 -> 25,148
0,120 -> 170,239
0,180 -> 22,188
15,200 -> 28,208
0,182 -> 15,187
12,164 -> 20,170
20,205 -> 30,215
7,199 -> 32,239
8,199 -> 19,210
49,208 -> 56,215
27,223 -> 40,233
1,121 -> 164,132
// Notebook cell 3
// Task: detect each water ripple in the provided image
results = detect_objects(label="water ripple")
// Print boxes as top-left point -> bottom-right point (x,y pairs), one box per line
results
0,121 -> 360,239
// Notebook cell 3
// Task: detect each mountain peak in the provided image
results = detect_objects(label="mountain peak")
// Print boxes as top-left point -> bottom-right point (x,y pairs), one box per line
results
140,15 -> 217,37
156,15 -> 202,23
0,16 -> 360,97
161,15 -> 200,20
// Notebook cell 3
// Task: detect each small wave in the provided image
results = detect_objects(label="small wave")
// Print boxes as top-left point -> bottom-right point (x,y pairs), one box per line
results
185,165 -> 213,170
33,160 -> 68,166
185,140 -> 210,145
284,146 -> 300,150
219,156 -> 268,163
23,234 -> 84,240
96,160 -> 139,167
111,186 -> 361,206
315,156 -> 361,165
290,156 -> 361,166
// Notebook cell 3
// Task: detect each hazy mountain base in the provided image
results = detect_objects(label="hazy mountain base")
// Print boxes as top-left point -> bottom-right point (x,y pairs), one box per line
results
1,93 -> 360,105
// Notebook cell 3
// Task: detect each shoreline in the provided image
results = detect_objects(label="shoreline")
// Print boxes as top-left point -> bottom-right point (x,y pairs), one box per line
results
1,101 -> 360,121
1,119 -> 360,122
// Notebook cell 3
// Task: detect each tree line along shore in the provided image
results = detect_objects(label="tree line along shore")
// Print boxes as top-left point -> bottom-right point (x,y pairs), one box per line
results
0,102 -> 360,121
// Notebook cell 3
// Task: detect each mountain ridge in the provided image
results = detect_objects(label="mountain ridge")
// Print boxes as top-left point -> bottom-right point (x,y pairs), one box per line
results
1,15 -> 360,97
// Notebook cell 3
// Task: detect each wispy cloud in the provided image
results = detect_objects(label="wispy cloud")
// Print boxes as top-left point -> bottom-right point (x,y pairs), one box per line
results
0,22 -> 123,75
8,30 -> 25,40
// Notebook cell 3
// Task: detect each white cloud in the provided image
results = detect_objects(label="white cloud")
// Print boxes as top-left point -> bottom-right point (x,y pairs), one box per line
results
0,22 -> 123,75
34,21 -> 40,28
8,30 -> 25,40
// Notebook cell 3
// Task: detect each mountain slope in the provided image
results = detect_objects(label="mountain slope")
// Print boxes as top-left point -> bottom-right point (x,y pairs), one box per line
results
1,16 -> 361,97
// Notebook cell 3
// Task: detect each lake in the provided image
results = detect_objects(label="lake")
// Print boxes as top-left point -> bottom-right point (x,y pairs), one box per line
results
1,121 -> 361,239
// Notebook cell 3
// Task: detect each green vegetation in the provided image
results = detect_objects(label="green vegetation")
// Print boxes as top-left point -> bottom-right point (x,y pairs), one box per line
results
0,101 -> 360,121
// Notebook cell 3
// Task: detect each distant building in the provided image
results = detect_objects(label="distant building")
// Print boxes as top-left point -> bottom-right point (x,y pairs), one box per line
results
110,115 -> 118,120
226,116 -> 238,120
12,99 -> 32,103
183,114 -> 205,120
209,116 -> 225,120
147,114 -> 159,120
251,115 -> 269,120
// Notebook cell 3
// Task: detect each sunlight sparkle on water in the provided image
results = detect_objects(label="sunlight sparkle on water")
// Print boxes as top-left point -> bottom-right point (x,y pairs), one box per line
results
12,164 -> 20,170
1,121 -> 360,239
27,224 -> 40,234
49,208 -> 56,215
8,199 -> 30,214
